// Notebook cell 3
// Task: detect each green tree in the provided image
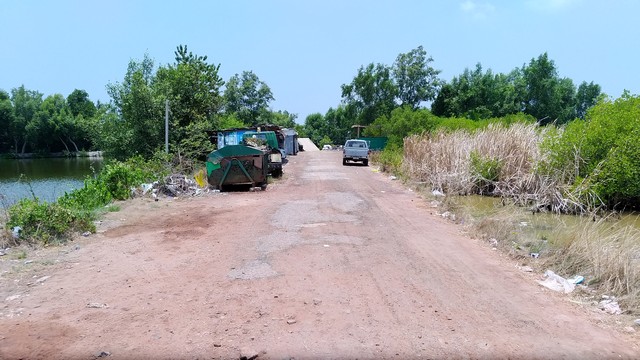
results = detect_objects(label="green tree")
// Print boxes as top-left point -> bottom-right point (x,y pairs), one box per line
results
105,54 -> 163,159
0,90 -> 14,152
10,86 -> 43,154
341,63 -> 397,126
67,89 -> 96,119
155,45 -> 225,159
324,106 -> 353,145
303,112 -> 326,146
541,93 -> 640,208
224,71 -> 274,126
575,81 -> 602,119
522,53 -> 576,124
268,110 -> 297,128
32,94 -> 70,152
431,63 -> 519,119
366,106 -> 440,147
393,45 -> 441,109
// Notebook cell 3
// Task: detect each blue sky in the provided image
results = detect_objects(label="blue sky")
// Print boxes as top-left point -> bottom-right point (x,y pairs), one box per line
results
1,0 -> 638,123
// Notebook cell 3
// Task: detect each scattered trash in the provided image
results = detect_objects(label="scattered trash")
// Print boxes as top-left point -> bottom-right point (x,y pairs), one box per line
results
440,211 -> 450,218
0,250 -> 5,256
24,260 -> 34,265
530,252 -> 540,258
624,326 -> 636,333
538,270 -> 575,293
35,275 -> 50,284
82,231 -> 92,237
140,183 -> 154,195
599,297 -> 622,315
518,265 -> 534,272
389,175 -> 397,180
489,238 -> 498,248
12,226 -> 22,239
323,244 -> 330,248
94,351 -> 111,358
634,319 -> 640,326
432,189 -> 444,197
286,319 -> 297,325
5,294 -> 21,301
519,221 -> 528,227
86,303 -> 109,309
567,275 -> 584,285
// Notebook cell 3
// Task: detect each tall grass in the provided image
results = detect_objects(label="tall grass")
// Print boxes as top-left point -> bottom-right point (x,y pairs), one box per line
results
401,122 -> 640,313
403,123 -> 601,214
547,218 -> 640,312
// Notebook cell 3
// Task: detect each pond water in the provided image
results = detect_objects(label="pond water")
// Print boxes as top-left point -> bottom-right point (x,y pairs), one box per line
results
451,195 -> 640,246
0,158 -> 103,206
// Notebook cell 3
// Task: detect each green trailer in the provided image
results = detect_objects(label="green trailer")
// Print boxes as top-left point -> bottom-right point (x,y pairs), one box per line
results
206,145 -> 269,190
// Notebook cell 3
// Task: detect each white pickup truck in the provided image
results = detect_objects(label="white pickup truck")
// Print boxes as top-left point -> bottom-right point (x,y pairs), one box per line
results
342,139 -> 370,166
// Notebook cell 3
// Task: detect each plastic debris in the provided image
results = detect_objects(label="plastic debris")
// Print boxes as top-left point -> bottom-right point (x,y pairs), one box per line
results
599,297 -> 622,315
432,189 -> 444,197
567,275 -> 585,285
12,226 -> 22,239
538,270 -> 575,293
530,252 -> 540,258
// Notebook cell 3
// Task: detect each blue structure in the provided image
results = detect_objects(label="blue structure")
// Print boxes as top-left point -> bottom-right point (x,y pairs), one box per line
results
283,129 -> 299,156
217,129 -> 249,149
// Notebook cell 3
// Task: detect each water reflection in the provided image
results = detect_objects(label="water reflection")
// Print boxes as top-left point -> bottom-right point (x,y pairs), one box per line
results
0,158 -> 103,205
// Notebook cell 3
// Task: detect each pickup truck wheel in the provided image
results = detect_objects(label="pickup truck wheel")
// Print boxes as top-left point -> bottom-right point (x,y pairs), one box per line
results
363,160 -> 369,166
342,159 -> 347,166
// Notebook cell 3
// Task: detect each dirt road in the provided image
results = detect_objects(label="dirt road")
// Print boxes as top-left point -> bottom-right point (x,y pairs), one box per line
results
1,150 -> 638,359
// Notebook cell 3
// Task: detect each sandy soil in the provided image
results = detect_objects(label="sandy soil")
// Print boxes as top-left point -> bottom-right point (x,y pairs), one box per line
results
1,150 -> 638,359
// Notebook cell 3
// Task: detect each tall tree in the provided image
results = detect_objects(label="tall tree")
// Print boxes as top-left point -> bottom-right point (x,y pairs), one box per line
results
575,81 -> 602,119
10,86 -> 43,154
431,63 -> 518,119
67,89 -> 96,119
324,106 -> 352,145
393,45 -> 441,109
224,71 -> 274,126
341,63 -> 397,125
268,110 -> 297,128
0,90 -> 14,152
156,45 -> 225,159
106,54 -> 163,159
304,113 -> 326,146
522,53 -> 575,124
32,94 -> 69,152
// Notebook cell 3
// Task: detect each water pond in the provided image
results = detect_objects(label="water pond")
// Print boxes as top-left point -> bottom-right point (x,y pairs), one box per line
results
0,157 -> 103,206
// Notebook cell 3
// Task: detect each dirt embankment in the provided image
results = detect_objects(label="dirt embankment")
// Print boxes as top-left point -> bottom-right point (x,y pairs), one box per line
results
0,150 -> 638,359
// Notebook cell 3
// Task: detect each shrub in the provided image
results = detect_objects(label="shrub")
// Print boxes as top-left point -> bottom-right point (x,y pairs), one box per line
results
469,150 -> 502,194
375,146 -> 404,175
7,199 -> 94,245
540,93 -> 640,210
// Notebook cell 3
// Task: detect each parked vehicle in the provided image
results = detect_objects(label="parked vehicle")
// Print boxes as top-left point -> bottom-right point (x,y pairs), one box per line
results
206,145 -> 268,190
242,131 -> 284,177
342,139 -> 370,166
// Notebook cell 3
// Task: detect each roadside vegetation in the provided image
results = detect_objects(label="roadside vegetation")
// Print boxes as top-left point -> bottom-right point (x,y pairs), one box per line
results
1,154 -> 177,246
1,43 -> 639,312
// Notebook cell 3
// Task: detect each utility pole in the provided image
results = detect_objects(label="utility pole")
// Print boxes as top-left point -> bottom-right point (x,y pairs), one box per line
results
165,100 -> 169,153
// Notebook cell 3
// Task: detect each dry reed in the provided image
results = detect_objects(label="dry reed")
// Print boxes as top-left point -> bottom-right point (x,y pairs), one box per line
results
547,218 -> 640,312
403,123 -> 600,214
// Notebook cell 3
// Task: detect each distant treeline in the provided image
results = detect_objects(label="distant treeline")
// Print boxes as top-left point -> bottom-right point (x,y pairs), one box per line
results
0,45 -> 606,161
0,45 -> 299,160
303,48 -> 602,147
